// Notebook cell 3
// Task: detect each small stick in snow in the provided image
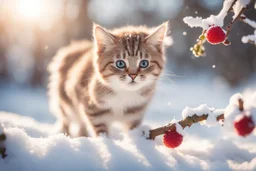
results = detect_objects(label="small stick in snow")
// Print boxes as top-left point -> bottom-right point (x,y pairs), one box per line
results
0,133 -> 7,158
238,98 -> 244,111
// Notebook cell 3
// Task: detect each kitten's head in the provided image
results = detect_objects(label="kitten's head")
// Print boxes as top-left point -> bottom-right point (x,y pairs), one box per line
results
93,22 -> 169,91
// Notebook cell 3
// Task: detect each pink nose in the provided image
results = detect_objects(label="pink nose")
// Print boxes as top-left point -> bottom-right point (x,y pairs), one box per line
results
129,74 -> 137,80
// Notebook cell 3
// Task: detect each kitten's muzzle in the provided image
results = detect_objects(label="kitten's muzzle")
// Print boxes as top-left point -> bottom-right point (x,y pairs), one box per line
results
129,74 -> 137,81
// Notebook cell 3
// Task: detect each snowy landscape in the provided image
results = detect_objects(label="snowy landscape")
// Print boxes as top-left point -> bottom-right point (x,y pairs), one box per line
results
0,74 -> 256,171
0,0 -> 256,170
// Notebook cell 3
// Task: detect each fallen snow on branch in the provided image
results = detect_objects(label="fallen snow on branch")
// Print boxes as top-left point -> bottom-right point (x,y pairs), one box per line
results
245,92 -> 256,124
184,0 -> 256,46
241,17 -> 256,44
233,0 -> 251,19
182,104 -> 224,127
224,93 -> 256,132
183,0 -> 235,29
242,31 -> 256,44
183,0 -> 251,29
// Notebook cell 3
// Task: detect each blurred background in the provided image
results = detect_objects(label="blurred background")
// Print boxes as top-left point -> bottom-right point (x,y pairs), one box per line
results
0,0 -> 255,123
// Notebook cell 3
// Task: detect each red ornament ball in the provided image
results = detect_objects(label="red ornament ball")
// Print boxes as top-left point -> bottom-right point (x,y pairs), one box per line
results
206,26 -> 226,44
163,130 -> 183,148
234,115 -> 255,137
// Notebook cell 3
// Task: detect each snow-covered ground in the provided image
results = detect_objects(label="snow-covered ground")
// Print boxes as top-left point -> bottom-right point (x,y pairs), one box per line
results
0,74 -> 256,171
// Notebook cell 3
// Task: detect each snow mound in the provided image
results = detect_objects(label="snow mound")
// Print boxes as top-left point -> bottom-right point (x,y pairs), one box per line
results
224,93 -> 256,132
0,112 -> 256,171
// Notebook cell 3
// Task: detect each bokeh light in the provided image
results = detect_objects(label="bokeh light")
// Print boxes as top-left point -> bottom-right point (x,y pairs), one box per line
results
16,0 -> 45,21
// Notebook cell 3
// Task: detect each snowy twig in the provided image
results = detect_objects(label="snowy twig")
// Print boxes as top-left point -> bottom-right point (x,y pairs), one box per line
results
238,98 -> 244,111
148,98 -> 245,140
184,0 -> 256,57
240,15 -> 256,45
227,0 -> 238,12
240,15 -> 256,28
148,113 -> 224,140
225,4 -> 248,38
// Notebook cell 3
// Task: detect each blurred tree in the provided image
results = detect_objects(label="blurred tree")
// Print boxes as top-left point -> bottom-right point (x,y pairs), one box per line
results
30,26 -> 45,86
0,0 -> 255,87
76,0 -> 92,39
0,16 -> 8,81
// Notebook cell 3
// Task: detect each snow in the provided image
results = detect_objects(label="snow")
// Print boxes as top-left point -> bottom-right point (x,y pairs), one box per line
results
167,119 -> 185,136
234,114 -> 246,122
241,17 -> 256,44
175,122 -> 185,136
224,93 -> 244,132
243,18 -> 256,28
233,0 -> 250,19
204,109 -> 225,127
181,104 -> 224,127
183,16 -> 205,28
0,75 -> 256,171
0,121 -> 256,171
242,30 -> 256,44
246,92 -> 256,126
224,92 -> 256,133
253,93 -> 256,105
229,93 -> 244,107
251,94 -> 256,125
182,104 -> 212,118
228,158 -> 256,170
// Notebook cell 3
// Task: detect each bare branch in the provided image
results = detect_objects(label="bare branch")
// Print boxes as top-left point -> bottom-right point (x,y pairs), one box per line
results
148,113 -> 224,140
226,0 -> 255,38
226,7 -> 247,38
227,0 -> 238,12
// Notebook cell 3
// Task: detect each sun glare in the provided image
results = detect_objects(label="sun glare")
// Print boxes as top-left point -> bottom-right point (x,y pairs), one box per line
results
16,0 -> 45,21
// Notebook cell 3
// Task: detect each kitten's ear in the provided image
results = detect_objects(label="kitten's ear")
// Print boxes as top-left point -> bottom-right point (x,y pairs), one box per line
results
93,24 -> 116,47
145,22 -> 169,45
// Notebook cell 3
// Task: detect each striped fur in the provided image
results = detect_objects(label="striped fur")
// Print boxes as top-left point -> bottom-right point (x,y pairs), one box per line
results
48,23 -> 169,137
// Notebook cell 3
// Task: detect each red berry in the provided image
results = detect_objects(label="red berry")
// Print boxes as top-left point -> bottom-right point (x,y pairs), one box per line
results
234,115 -> 255,137
206,26 -> 226,44
163,130 -> 183,148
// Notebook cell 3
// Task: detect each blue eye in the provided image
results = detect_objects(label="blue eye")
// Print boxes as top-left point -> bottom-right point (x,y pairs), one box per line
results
116,60 -> 126,69
139,60 -> 149,68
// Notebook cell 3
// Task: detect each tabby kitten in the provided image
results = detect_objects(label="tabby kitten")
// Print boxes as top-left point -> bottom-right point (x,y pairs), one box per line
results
48,22 -> 169,137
